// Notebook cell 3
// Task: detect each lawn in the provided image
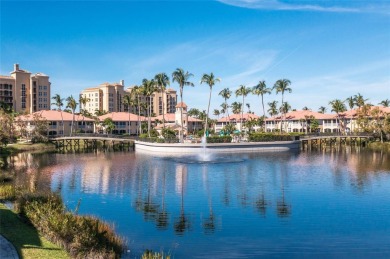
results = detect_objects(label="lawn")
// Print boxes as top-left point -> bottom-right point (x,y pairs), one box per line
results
0,203 -> 69,259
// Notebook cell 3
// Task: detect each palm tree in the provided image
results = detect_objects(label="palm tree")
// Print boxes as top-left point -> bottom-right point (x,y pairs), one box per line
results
354,93 -> 368,110
154,73 -> 170,129
379,99 -> 390,107
273,79 -> 292,132
66,95 -> 78,136
235,85 -> 251,132
231,101 -> 242,115
122,94 -> 134,135
141,79 -> 156,137
172,68 -> 194,142
252,80 -> 271,124
213,109 -> 220,119
280,102 -> 291,132
318,106 -> 327,114
268,101 -> 278,132
329,99 -> 346,134
51,94 -> 65,136
302,106 -> 310,111
79,95 -> 90,132
132,85 -> 142,135
200,72 -> 220,138
219,88 -> 232,123
346,96 -> 355,110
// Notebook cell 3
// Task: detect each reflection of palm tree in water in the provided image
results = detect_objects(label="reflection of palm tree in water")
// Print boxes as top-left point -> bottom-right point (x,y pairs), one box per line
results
277,165 -> 291,218
202,165 -> 216,234
174,164 -> 191,235
255,191 -> 267,217
156,170 -> 169,229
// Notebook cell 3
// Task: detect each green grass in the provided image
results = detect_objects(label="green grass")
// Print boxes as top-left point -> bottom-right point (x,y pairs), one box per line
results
0,203 -> 69,259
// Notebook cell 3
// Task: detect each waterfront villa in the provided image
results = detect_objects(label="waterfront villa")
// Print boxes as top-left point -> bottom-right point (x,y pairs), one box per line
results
16,110 -> 94,136
214,113 -> 261,133
97,112 -> 146,135
153,102 -> 203,135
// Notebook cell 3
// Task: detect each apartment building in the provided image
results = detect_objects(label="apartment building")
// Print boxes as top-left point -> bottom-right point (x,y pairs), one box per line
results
81,82 -> 177,117
80,80 -> 126,114
0,64 -> 51,113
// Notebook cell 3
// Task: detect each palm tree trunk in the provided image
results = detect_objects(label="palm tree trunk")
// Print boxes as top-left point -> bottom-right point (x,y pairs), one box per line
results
180,87 -> 183,143
138,95 -> 141,135
204,88 -> 212,139
162,90 -> 165,129
148,96 -> 151,137
241,96 -> 244,132
261,94 -> 265,131
70,112 -> 74,136
281,94 -> 284,132
60,110 -> 64,136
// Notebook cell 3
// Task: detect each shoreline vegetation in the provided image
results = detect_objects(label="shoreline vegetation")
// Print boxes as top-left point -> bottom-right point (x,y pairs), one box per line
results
0,171 -> 125,258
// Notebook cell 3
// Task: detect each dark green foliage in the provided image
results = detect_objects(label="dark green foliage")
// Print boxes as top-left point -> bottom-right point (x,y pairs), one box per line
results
162,128 -> 176,139
248,133 -> 296,142
206,136 -> 232,143
15,192 -> 124,258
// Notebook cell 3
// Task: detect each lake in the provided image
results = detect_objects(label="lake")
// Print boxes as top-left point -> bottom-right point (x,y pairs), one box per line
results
3,147 -> 390,258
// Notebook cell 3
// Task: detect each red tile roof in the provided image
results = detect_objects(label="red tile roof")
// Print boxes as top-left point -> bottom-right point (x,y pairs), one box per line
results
218,113 -> 260,122
17,110 -> 94,122
175,102 -> 187,108
98,112 -> 146,121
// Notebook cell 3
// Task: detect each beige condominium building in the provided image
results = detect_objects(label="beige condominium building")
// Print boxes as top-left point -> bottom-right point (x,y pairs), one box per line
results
81,82 -> 177,117
0,64 -> 51,113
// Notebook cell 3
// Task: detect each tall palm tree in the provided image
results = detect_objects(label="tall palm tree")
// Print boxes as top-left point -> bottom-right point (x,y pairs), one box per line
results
172,68 -> 194,142
273,79 -> 292,132
280,102 -> 291,132
268,101 -> 278,132
200,72 -> 220,138
51,94 -> 65,136
141,79 -> 156,137
318,106 -> 327,114
79,95 -> 90,132
132,85 -> 142,135
379,99 -> 390,107
235,85 -> 251,132
219,88 -> 232,123
329,99 -> 346,134
154,73 -> 170,129
122,94 -> 134,135
252,80 -> 271,122
66,95 -> 78,136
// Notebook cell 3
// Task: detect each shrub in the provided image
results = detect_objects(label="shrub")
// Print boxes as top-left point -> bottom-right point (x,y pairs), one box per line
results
206,136 -> 232,143
248,133 -> 295,142
15,192 -> 124,258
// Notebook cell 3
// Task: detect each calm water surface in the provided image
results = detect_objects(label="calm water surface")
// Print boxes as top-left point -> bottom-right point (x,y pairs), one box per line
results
4,147 -> 390,258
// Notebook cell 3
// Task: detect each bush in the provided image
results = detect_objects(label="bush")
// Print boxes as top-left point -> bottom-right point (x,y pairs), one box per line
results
206,136 -> 232,143
162,128 -> 176,139
15,192 -> 124,258
248,133 -> 295,142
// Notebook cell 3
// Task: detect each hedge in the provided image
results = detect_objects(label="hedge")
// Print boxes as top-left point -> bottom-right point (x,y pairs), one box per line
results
206,136 -> 232,143
248,133 -> 297,142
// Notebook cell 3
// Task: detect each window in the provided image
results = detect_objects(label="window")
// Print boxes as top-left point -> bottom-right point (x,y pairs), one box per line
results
44,86 -> 47,90
39,85 -> 42,90
95,93 -> 98,97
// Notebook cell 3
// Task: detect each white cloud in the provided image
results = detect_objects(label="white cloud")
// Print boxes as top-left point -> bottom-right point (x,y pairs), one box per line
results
218,0 -> 390,14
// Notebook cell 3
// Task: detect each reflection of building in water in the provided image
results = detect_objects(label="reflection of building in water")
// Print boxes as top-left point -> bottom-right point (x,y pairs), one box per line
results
175,164 -> 187,194
81,156 -> 112,194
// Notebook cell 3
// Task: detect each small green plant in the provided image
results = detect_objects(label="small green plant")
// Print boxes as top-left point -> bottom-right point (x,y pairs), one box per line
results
206,136 -> 232,143
142,250 -> 171,259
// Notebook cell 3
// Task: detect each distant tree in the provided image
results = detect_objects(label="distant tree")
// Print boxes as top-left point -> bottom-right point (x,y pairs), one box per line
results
66,95 -> 78,136
200,72 -> 220,138
219,88 -> 232,123
302,106 -> 310,111
51,94 -> 65,136
273,79 -> 292,131
103,118 -> 115,134
329,99 -> 347,134
30,113 -> 49,143
231,101 -> 242,115
252,80 -> 271,126
268,100 -> 278,132
354,93 -> 368,110
318,106 -> 327,114
346,96 -> 355,110
213,109 -> 220,119
172,68 -> 194,142
155,73 -> 170,129
235,85 -> 251,132
379,99 -> 390,107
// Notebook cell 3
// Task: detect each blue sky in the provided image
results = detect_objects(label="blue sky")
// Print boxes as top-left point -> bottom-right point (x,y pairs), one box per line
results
1,0 -> 389,116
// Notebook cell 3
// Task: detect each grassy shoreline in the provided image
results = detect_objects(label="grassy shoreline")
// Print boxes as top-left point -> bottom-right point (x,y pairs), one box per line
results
0,142 -> 56,155
0,203 -> 69,259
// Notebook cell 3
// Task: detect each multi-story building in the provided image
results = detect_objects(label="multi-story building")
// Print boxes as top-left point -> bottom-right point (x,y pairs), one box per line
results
0,64 -> 51,113
81,82 -> 177,117
80,80 -> 126,114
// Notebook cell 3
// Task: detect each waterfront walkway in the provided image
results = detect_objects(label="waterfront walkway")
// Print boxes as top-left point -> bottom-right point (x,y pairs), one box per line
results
0,235 -> 19,259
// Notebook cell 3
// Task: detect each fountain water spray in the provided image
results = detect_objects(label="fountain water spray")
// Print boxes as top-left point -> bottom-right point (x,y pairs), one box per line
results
199,136 -> 213,162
